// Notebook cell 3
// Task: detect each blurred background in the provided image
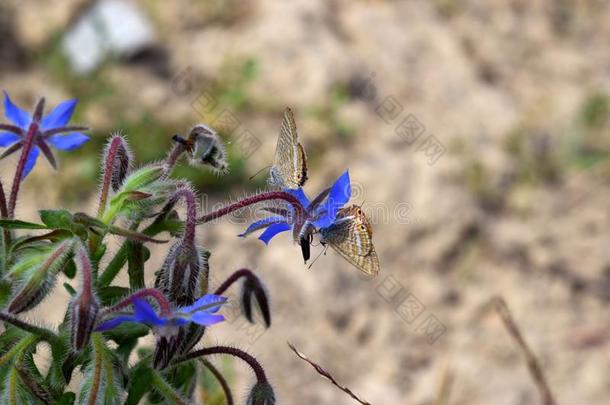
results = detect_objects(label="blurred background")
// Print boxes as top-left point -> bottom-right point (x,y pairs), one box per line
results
1,0 -> 610,403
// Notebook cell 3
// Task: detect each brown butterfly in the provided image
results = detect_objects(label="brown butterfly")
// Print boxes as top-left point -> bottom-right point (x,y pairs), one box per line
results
268,107 -> 308,190
319,205 -> 380,276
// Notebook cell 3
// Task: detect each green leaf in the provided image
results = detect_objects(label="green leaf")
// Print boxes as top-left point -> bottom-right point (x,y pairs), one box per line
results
97,286 -> 130,306
56,392 -> 75,405
125,363 -> 152,405
0,219 -> 47,230
63,283 -> 76,296
39,210 -> 74,230
63,260 -> 76,279
11,230 -> 74,253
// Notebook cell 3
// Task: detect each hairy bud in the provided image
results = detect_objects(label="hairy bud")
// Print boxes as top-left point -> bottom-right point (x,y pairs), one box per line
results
241,274 -> 271,328
8,239 -> 73,313
69,293 -> 100,351
247,381 -> 276,405
155,242 -> 201,307
69,242 -> 99,351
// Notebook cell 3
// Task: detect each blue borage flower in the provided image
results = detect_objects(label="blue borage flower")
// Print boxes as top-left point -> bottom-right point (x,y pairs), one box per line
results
95,294 -> 227,332
0,91 -> 89,178
239,170 -> 352,244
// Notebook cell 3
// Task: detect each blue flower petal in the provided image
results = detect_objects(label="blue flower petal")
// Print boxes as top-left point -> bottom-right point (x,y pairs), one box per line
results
41,99 -> 78,129
239,216 -> 286,238
0,132 -> 20,147
190,312 -> 225,326
314,170 -> 351,228
47,132 -> 89,151
258,222 -> 291,245
94,315 -> 136,331
132,299 -> 165,326
180,294 -> 227,314
3,91 -> 31,128
286,187 -> 310,208
22,147 -> 40,179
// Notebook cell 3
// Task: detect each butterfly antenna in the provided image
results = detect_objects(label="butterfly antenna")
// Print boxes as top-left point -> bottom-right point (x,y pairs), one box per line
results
307,246 -> 328,270
249,165 -> 272,181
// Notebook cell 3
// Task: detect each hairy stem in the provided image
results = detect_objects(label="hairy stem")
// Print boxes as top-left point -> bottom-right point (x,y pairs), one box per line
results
177,346 -> 268,384
103,288 -> 171,317
214,268 -> 256,295
97,217 -> 167,288
0,179 -> 10,259
197,191 -> 306,225
97,136 -> 123,217
201,359 -> 234,405
0,312 -> 59,344
151,369 -> 189,405
163,142 -> 186,176
170,188 -> 197,246
76,243 -> 93,298
8,120 -> 39,217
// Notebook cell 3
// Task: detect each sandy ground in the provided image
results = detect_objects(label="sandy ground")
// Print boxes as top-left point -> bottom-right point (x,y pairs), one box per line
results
2,0 -> 610,404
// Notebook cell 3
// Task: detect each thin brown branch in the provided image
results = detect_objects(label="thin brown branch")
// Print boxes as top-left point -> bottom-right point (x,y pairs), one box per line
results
493,296 -> 556,405
287,342 -> 371,405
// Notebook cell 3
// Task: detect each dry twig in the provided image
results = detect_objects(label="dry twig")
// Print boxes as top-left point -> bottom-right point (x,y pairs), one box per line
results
494,296 -> 556,405
287,342 -> 372,405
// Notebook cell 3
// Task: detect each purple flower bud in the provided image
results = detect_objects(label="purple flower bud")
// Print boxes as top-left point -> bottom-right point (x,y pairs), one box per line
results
103,134 -> 133,192
246,381 -> 276,405
69,291 -> 100,351
241,274 -> 271,328
155,242 -> 203,307
69,242 -> 99,351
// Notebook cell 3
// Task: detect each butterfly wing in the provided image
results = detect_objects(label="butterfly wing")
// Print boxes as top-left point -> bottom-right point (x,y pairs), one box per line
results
269,108 -> 308,189
320,206 -> 379,276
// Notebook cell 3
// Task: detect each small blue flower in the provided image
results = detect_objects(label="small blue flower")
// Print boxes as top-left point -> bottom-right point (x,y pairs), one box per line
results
0,91 -> 89,179
95,294 -> 227,331
239,170 -> 352,244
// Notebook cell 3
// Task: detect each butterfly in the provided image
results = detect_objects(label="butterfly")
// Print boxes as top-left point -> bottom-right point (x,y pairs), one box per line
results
268,107 -> 308,190
319,205 -> 380,276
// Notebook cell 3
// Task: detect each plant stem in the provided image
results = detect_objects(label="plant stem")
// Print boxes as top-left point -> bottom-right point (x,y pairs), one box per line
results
197,191 -> 306,225
200,359 -> 234,405
97,136 -> 123,217
76,243 -> 93,298
177,346 -> 268,384
97,219 -> 168,288
103,288 -> 171,317
150,369 -> 188,405
163,142 -> 186,176
8,120 -> 39,217
214,268 -> 256,295
171,188 -> 197,246
0,179 -> 9,265
0,312 -> 59,344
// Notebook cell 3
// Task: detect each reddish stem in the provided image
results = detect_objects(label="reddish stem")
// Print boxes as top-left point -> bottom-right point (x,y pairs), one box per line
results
163,142 -> 186,176
97,136 -> 123,217
214,268 -> 256,295
75,244 -> 93,300
0,180 -> 9,247
197,191 -> 306,225
171,188 -> 197,246
0,180 -> 8,218
8,121 -> 39,217
104,288 -> 171,316
179,346 -> 268,383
